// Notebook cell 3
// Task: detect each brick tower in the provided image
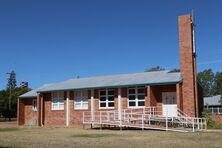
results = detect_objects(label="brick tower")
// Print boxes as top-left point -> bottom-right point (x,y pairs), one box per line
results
178,14 -> 199,117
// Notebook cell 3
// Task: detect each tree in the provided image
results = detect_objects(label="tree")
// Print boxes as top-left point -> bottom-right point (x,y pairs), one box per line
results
145,66 -> 165,72
0,87 -> 30,120
214,72 -> 222,95
197,69 -> 215,97
6,70 -> 17,114
169,68 -> 180,73
0,71 -> 30,120
7,70 -> 17,90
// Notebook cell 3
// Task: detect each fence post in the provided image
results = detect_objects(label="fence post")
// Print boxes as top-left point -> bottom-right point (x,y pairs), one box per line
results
120,111 -> 122,131
123,110 -> 125,122
192,118 -> 195,132
166,115 -> 168,131
142,114 -> 144,130
200,118 -> 203,130
197,118 -> 200,130
82,112 -> 85,129
100,111 -> 102,130
218,107 -> 220,115
149,115 -> 151,125
131,110 -> 133,119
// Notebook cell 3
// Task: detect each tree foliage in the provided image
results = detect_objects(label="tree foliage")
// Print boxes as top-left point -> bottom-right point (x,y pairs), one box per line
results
7,70 -> 17,89
0,71 -> 30,119
197,69 -> 216,96
145,66 -> 165,72
0,87 -> 30,118
197,69 -> 222,98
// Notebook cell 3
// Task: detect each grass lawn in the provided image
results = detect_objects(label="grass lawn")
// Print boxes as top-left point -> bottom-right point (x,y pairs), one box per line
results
0,127 -> 222,148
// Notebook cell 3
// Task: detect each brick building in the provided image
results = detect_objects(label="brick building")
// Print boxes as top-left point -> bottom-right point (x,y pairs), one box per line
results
17,14 -> 204,128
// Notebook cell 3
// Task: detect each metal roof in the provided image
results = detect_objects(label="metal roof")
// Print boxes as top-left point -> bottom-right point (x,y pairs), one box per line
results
19,71 -> 182,98
37,70 -> 182,92
204,95 -> 221,106
19,84 -> 53,98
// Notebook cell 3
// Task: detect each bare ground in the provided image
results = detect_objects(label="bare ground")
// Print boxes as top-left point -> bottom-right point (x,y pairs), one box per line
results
0,123 -> 222,148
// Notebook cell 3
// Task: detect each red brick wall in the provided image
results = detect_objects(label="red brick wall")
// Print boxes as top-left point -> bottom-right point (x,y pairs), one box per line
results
17,98 -> 38,125
18,99 -> 25,125
149,84 -> 176,107
43,92 -> 66,126
212,114 -> 222,124
69,90 -> 91,127
179,14 -> 197,117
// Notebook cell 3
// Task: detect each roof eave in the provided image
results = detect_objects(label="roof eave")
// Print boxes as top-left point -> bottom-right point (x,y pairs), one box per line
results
37,80 -> 182,93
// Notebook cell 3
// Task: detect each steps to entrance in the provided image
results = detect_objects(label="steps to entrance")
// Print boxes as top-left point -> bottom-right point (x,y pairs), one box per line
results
82,107 -> 207,132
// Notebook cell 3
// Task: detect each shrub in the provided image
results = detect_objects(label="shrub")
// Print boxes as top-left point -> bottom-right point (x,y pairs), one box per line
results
202,109 -> 215,128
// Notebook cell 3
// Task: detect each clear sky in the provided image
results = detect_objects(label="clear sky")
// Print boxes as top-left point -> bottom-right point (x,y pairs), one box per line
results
0,0 -> 222,89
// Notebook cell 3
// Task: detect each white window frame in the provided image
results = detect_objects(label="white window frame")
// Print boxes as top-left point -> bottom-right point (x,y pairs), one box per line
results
99,89 -> 115,109
32,99 -> 37,111
51,91 -> 64,110
74,90 -> 88,110
127,86 -> 145,108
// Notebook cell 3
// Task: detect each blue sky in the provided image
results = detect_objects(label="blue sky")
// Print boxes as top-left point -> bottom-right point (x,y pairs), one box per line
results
0,0 -> 222,89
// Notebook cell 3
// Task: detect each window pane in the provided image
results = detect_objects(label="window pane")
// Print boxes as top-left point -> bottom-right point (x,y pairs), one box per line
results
108,102 -> 114,107
138,95 -> 145,100
129,102 -> 136,106
52,104 -> 58,109
108,96 -> 114,101
100,90 -> 106,96
138,101 -> 145,106
75,102 -> 81,108
59,98 -> 64,103
82,103 -> 88,109
52,98 -> 57,103
100,96 -> 106,101
75,97 -> 81,102
138,88 -> 145,94
128,89 -> 135,94
59,103 -> 64,109
108,90 -> 115,95
100,103 -> 106,107
129,95 -> 136,100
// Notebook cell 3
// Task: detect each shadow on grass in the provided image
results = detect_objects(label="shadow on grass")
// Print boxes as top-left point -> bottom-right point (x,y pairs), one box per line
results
0,128 -> 19,132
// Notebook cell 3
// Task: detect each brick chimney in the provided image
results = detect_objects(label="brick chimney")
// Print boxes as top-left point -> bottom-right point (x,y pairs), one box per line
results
178,14 -> 198,117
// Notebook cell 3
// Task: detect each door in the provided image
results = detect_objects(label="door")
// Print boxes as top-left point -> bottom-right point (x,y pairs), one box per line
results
162,92 -> 177,117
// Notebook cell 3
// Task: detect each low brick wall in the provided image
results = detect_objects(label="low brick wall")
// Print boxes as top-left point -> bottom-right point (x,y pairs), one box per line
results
212,114 -> 222,124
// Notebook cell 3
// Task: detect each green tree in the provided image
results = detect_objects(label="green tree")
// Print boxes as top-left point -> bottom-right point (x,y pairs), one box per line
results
145,66 -> 165,72
0,87 -> 30,120
197,69 -> 215,96
214,72 -> 222,95
169,68 -> 180,73
7,70 -> 17,89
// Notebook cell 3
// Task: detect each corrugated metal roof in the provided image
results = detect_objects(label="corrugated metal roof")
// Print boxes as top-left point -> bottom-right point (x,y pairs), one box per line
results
37,70 -> 182,92
204,95 -> 221,106
19,84 -> 53,98
19,71 -> 182,98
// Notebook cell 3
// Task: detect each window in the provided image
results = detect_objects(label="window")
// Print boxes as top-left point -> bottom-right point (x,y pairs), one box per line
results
74,90 -> 88,109
99,89 -> 115,109
128,86 -> 145,108
32,99 -> 37,111
51,91 -> 64,110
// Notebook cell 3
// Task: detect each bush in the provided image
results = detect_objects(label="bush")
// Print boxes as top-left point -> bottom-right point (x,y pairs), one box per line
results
2,108 -> 15,120
202,109 -> 215,128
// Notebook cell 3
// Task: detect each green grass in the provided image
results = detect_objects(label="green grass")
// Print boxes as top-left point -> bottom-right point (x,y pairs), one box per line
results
0,127 -> 222,148
0,128 -> 19,132
209,123 -> 222,129
72,133 -> 116,138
